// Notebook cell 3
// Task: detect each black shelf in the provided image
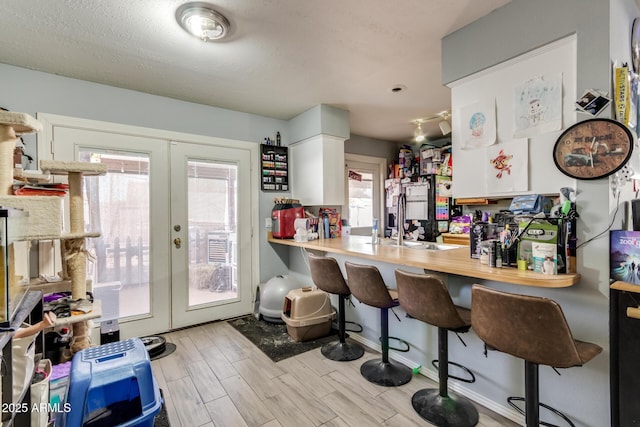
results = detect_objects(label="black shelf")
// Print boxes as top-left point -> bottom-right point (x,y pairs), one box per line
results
260,144 -> 289,191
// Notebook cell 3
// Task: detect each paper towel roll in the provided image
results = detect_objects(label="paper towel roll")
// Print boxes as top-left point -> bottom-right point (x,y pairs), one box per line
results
294,218 -> 310,230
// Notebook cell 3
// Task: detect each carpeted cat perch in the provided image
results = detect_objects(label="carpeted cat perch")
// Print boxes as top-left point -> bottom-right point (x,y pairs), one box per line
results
40,160 -> 106,352
0,111 -> 42,195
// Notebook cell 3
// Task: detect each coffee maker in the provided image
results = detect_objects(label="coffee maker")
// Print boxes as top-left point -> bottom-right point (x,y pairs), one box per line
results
272,199 -> 304,239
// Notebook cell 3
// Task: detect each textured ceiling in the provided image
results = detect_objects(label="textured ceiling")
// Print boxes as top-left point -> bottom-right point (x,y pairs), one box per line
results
0,0 -> 510,142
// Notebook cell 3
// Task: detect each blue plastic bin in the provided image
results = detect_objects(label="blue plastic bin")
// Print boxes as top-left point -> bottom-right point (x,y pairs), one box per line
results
61,338 -> 162,427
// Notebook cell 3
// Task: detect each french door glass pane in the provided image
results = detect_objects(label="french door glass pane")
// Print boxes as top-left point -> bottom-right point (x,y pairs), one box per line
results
79,150 -> 151,319
348,171 -> 374,227
187,159 -> 238,307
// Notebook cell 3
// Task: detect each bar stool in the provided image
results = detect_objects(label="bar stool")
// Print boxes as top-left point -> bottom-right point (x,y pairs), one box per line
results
344,261 -> 412,387
471,284 -> 602,427
395,270 -> 479,427
307,253 -> 365,361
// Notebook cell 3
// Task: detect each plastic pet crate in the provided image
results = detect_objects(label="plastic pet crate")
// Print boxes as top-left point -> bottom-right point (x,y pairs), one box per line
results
61,337 -> 162,427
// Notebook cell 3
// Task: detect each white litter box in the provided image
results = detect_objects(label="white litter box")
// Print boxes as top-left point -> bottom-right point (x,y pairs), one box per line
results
258,275 -> 301,323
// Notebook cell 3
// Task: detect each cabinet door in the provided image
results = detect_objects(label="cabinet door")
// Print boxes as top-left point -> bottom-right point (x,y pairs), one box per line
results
290,134 -> 344,205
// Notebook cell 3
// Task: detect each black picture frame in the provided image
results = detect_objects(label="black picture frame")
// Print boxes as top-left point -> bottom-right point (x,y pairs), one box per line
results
552,118 -> 634,180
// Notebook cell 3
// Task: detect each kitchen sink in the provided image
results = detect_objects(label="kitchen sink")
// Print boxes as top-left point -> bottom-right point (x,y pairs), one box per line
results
376,239 -> 461,250
421,243 -> 460,251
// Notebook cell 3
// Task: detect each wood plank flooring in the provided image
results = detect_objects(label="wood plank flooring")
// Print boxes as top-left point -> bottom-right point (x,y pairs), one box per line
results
151,320 -> 520,427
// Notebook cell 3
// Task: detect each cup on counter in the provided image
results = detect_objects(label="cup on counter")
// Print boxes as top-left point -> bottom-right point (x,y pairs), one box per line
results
517,259 -> 528,270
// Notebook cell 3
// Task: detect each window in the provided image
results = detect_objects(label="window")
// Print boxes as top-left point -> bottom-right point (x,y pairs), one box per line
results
344,154 -> 386,236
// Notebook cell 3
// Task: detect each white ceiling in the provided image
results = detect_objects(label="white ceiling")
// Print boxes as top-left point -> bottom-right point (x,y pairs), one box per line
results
0,0 -> 510,142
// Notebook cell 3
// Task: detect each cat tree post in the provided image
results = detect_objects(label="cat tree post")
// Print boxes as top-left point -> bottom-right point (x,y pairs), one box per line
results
68,171 -> 85,300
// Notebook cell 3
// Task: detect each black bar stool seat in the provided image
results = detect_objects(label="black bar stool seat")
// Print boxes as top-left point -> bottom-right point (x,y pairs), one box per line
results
396,269 -> 479,427
307,253 -> 364,361
471,284 -> 602,427
345,261 -> 412,387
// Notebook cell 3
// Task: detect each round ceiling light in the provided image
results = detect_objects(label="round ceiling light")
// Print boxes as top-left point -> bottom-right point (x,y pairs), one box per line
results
176,2 -> 230,42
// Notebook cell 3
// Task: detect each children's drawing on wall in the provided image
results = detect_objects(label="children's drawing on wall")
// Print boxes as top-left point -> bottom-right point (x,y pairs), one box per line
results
460,99 -> 496,150
484,139 -> 528,194
513,74 -> 562,138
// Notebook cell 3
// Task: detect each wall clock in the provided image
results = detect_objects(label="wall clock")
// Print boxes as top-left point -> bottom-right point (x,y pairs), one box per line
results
553,118 -> 634,180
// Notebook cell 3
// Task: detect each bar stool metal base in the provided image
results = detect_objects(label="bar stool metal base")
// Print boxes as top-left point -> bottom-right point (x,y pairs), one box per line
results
321,340 -> 365,361
360,359 -> 412,387
507,397 -> 575,427
412,389 -> 479,427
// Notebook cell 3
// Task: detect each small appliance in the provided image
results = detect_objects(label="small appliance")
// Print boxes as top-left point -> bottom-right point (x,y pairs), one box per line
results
271,200 -> 304,239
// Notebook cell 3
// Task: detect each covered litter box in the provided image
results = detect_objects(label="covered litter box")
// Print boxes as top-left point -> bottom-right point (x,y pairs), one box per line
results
259,275 -> 301,323
281,287 -> 335,342
61,338 -> 161,427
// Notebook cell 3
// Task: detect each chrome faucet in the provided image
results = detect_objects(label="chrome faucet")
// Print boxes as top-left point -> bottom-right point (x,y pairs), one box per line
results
397,192 -> 405,246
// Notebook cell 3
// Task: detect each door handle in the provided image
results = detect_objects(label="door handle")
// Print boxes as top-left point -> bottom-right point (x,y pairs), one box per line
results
174,237 -> 182,249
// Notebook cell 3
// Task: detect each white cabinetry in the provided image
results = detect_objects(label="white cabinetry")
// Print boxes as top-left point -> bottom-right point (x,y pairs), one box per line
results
290,134 -> 345,206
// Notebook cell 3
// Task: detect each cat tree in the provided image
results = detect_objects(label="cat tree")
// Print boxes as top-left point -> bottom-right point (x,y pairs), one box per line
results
0,110 -> 106,352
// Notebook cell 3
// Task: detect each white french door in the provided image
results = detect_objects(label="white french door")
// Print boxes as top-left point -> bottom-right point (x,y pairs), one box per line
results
169,142 -> 253,328
38,114 -> 257,338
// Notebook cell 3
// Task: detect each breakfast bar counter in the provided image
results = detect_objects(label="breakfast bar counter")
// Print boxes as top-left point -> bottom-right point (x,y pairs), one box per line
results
268,234 -> 579,288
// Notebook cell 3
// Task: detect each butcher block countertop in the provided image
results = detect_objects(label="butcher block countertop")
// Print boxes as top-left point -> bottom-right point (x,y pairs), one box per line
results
268,234 -> 579,288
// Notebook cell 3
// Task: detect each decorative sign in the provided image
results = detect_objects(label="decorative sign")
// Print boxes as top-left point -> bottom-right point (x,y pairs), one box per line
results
348,170 -> 362,181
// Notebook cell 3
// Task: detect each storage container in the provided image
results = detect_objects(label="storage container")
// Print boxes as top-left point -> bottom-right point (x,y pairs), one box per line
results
281,287 -> 335,342
61,337 -> 162,427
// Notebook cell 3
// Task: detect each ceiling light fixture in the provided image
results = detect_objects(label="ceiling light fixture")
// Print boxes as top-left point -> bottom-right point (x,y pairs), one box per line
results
176,2 -> 230,42
439,120 -> 452,136
413,120 -> 426,142
412,110 -> 452,141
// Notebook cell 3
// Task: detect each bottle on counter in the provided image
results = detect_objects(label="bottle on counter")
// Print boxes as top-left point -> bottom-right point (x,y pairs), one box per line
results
318,218 -> 324,239
323,215 -> 330,238
371,218 -> 379,244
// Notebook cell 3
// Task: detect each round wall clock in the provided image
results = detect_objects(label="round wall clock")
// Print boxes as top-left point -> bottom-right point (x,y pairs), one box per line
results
553,118 -> 634,180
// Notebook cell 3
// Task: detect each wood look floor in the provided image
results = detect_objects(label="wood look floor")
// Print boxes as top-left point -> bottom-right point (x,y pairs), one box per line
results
151,320 -> 520,427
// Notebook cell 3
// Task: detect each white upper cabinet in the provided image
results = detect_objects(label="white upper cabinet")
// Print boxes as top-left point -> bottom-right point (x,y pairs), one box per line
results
290,134 -> 345,206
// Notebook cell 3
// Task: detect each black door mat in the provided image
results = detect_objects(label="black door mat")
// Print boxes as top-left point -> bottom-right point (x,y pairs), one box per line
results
228,315 -> 338,362
154,389 -> 170,427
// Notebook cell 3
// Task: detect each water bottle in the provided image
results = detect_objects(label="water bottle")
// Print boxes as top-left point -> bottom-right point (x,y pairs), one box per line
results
371,218 -> 379,244
323,215 -> 330,238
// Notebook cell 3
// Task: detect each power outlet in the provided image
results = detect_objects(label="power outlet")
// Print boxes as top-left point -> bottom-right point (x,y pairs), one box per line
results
265,217 -> 272,228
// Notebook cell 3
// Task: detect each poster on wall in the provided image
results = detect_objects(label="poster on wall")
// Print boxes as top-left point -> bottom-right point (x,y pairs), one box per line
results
513,74 -> 562,138
484,139 -> 528,193
459,99 -> 496,150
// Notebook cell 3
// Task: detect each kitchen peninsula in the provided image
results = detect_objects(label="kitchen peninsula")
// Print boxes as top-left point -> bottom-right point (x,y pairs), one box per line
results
268,233 -> 579,288
269,232 -> 590,425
